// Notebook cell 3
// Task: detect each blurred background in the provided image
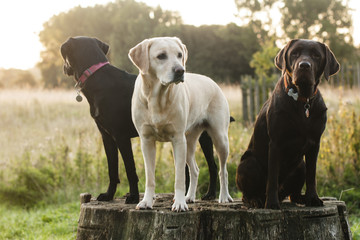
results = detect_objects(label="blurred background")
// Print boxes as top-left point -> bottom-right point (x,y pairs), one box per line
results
0,0 -> 360,239
0,0 -> 359,88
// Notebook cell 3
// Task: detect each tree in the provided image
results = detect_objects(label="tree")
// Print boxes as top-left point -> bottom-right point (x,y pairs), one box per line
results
281,0 -> 356,61
250,37 -> 278,82
108,1 -> 182,73
155,23 -> 260,83
234,0 -> 278,42
214,23 -> 260,82
38,4 -> 114,88
235,0 -> 359,84
14,71 -> 36,88
38,0 -> 182,88
38,0 -> 260,87
0,68 -> 37,88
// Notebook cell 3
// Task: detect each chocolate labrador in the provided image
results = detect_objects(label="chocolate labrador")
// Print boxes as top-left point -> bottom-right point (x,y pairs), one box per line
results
236,39 -> 340,209
60,36 -> 222,203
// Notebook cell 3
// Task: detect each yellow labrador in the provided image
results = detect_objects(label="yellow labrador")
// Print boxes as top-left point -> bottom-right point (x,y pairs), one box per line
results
128,37 -> 233,212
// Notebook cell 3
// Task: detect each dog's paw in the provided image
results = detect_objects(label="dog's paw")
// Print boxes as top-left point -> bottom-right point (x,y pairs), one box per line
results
201,191 -> 216,201
136,199 -> 153,210
243,197 -> 265,209
290,194 -> 305,205
97,192 -> 114,201
125,194 -> 140,204
171,200 -> 189,212
265,201 -> 281,210
305,195 -> 324,207
218,193 -> 233,203
185,195 -> 195,203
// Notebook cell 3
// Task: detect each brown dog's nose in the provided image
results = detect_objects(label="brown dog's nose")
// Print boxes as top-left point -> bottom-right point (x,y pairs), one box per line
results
299,61 -> 311,69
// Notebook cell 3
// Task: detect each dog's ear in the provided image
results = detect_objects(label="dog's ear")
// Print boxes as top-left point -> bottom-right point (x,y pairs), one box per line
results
321,43 -> 340,81
128,39 -> 151,74
173,37 -> 188,66
274,39 -> 297,74
181,43 -> 188,66
94,38 -> 109,55
60,38 -> 72,60
60,38 -> 74,76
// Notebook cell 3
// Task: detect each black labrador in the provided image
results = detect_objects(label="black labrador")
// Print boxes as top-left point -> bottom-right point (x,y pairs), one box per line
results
236,39 -> 340,209
60,36 -> 221,203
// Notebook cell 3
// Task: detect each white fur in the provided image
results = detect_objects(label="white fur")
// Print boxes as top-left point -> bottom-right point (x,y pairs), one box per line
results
129,37 -> 233,212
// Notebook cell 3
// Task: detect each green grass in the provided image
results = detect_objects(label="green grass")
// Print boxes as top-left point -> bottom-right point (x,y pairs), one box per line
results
0,86 -> 360,238
0,202 -> 78,240
351,216 -> 360,240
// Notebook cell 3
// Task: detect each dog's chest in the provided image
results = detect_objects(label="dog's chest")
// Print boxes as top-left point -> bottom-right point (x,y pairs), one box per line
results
141,122 -> 176,141
140,98 -> 185,141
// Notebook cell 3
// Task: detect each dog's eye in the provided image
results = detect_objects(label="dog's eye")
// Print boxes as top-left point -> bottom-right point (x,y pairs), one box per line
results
311,52 -> 320,59
291,51 -> 299,58
157,53 -> 167,60
178,52 -> 182,58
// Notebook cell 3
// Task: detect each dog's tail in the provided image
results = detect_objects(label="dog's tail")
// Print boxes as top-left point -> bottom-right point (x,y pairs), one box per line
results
230,116 -> 235,122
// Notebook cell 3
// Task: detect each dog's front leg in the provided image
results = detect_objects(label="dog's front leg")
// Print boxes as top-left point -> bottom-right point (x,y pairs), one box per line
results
136,138 -> 156,210
265,140 -> 281,209
172,135 -> 188,212
305,143 -> 323,207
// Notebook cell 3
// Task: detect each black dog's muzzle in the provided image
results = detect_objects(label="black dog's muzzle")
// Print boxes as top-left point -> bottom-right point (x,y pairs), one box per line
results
63,61 -> 74,76
299,61 -> 311,69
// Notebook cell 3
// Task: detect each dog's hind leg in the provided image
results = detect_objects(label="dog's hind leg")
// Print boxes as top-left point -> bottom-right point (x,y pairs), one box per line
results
207,128 -> 233,203
236,152 -> 267,208
185,129 -> 202,203
198,131 -> 217,200
97,129 -> 120,201
280,161 -> 306,205
117,137 -> 139,204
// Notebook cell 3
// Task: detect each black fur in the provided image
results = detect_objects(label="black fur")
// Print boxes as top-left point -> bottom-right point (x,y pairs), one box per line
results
236,39 -> 340,209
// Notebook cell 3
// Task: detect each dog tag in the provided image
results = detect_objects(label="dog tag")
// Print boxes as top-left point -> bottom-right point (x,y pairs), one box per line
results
305,108 -> 309,118
76,94 -> 83,102
304,102 -> 310,118
75,85 -> 83,102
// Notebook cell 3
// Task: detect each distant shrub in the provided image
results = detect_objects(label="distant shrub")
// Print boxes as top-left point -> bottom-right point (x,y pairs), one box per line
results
317,100 -> 360,214
0,68 -> 39,88
0,152 -> 55,208
0,140 -> 109,208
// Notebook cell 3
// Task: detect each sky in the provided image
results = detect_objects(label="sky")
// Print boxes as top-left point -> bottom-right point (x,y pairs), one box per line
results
0,0 -> 359,70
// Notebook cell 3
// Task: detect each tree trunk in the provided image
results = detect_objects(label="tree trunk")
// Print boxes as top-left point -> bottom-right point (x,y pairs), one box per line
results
76,194 -> 352,240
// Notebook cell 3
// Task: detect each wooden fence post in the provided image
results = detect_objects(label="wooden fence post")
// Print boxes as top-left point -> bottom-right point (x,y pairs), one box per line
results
262,75 -> 266,104
254,77 -> 260,117
249,76 -> 255,122
241,76 -> 249,123
357,63 -> 360,88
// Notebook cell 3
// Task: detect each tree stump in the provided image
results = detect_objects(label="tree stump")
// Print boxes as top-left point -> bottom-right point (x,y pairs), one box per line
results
76,194 -> 352,240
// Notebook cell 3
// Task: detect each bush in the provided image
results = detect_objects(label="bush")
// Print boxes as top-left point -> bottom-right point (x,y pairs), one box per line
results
0,140 -> 109,208
317,100 -> 360,214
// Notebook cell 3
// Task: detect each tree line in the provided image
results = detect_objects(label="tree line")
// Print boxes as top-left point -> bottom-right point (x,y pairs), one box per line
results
1,0 -> 359,88
35,0 -> 261,88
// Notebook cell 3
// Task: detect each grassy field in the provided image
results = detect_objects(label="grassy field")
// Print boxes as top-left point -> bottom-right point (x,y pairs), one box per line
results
0,86 -> 359,239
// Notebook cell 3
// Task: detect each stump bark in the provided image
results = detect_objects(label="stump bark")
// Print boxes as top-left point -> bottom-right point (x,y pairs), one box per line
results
76,194 -> 352,240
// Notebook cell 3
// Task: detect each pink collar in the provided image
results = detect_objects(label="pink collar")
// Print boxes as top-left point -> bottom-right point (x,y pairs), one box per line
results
78,61 -> 110,84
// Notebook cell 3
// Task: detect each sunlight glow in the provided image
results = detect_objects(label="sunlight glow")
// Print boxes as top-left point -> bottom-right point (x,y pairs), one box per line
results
0,0 -> 359,70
